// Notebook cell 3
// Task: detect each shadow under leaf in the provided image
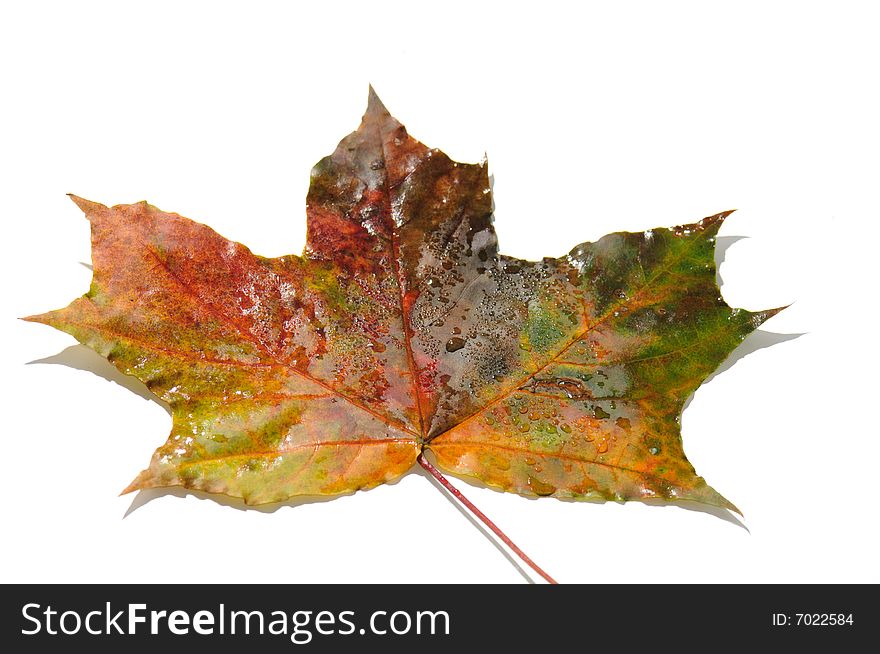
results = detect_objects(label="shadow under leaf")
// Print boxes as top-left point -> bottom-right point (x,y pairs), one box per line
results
684,330 -> 803,410
123,483 -> 361,518
27,344 -> 171,416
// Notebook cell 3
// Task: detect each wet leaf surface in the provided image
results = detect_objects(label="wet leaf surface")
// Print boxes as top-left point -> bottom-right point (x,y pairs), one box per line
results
28,89 -> 780,510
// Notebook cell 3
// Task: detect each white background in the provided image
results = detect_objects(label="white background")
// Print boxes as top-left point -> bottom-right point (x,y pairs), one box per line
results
1,1 -> 877,584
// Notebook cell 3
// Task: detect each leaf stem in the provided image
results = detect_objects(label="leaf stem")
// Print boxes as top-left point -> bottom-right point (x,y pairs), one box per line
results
417,454 -> 558,584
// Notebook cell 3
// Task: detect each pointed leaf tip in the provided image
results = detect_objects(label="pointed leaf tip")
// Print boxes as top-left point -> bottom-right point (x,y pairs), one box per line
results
758,304 -> 790,323
366,85 -> 390,117
719,495 -> 742,517
121,472 -> 147,496
67,194 -> 107,217
703,209 -> 736,228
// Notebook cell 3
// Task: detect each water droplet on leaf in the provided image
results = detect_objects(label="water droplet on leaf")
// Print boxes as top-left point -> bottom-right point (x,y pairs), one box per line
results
445,337 -> 466,352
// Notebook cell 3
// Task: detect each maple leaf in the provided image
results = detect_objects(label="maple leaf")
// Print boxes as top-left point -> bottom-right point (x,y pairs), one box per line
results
27,88 -> 781,522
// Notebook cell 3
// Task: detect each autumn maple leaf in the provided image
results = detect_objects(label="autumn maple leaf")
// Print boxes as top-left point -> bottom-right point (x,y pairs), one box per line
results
27,88 -> 781,580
